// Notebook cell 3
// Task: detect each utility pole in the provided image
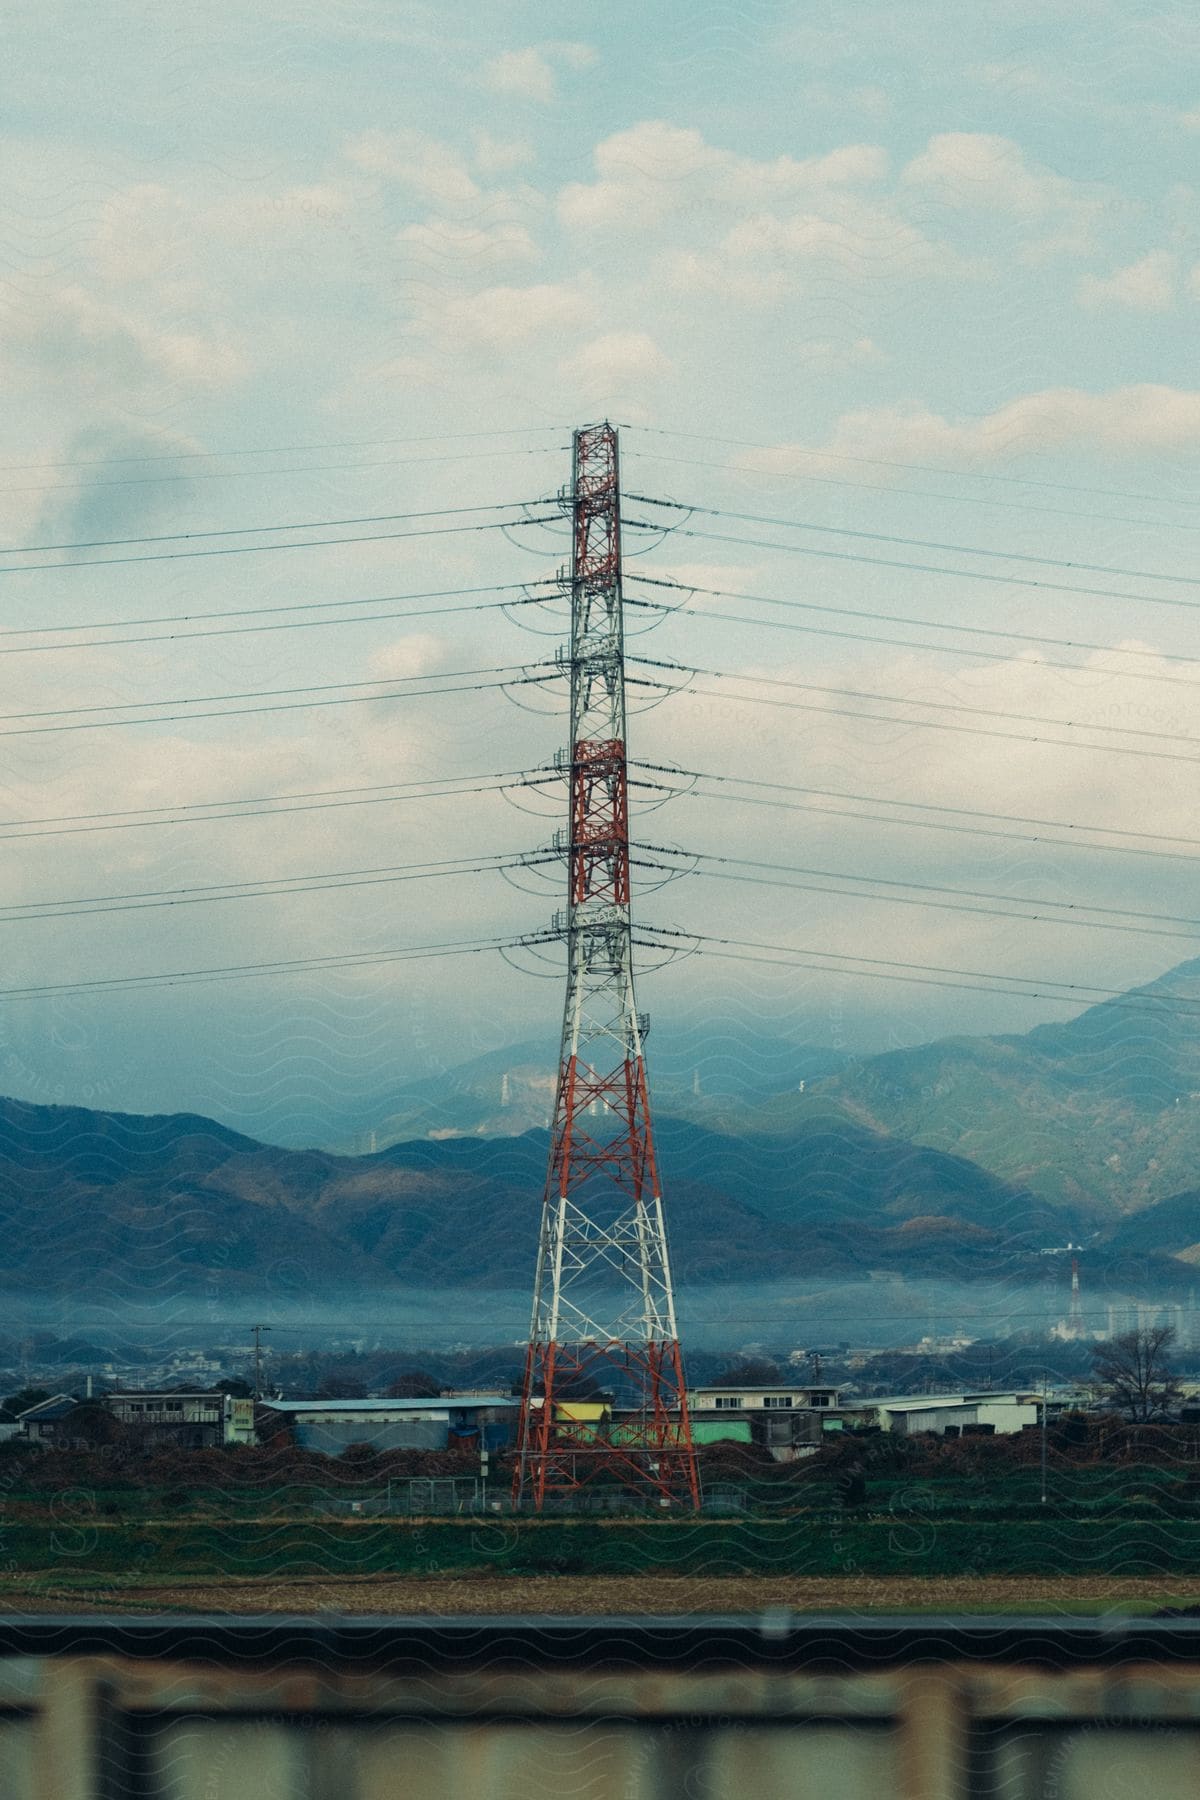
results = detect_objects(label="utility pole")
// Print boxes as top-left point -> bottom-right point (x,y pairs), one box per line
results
251,1324 -> 271,1401
513,422 -> 699,1513
1041,1369 -> 1049,1505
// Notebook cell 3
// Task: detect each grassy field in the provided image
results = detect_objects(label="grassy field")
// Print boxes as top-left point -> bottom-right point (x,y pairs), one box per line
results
1,1511 -> 1199,1583
2,1464 -> 1198,1613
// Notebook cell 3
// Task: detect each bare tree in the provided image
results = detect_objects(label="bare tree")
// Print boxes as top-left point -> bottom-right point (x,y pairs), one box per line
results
1090,1325 -> 1183,1422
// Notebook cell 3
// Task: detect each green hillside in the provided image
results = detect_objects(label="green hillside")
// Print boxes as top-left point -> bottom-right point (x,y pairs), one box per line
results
780,958 -> 1200,1217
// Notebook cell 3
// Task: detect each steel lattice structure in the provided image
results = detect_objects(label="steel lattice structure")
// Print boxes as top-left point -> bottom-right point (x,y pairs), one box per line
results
513,422 -> 700,1511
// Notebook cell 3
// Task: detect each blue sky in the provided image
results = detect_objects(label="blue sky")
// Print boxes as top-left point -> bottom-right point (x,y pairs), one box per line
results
1,2 -> 1199,1141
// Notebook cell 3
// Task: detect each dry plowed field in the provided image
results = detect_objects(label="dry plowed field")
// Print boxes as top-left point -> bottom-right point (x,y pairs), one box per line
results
2,1573 -> 1198,1615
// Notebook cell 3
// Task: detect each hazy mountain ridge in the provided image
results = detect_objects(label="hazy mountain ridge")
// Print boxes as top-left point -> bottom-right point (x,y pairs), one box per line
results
0,1093 -> 1061,1297
5,958 -> 1200,1296
785,957 -> 1200,1218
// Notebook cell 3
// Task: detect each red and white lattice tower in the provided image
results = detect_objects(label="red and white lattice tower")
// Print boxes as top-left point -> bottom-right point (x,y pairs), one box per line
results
512,422 -> 700,1511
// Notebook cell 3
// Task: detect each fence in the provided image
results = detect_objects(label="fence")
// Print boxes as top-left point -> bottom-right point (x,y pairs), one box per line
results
4,1615 -> 1200,1797
313,1480 -> 749,1517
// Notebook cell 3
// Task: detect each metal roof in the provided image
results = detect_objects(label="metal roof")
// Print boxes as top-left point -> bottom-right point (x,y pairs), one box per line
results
17,1395 -> 77,1420
260,1395 -> 519,1414
846,1391 -> 1034,1412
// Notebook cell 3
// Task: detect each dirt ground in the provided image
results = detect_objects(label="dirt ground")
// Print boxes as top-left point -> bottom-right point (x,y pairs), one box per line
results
2,1572 -> 1199,1615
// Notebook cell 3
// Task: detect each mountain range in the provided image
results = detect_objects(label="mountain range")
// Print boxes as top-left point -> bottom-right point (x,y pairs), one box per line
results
2,958 -> 1200,1301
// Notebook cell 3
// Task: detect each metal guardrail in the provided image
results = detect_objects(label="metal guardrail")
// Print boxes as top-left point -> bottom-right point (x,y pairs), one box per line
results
2,1614 -> 1200,1797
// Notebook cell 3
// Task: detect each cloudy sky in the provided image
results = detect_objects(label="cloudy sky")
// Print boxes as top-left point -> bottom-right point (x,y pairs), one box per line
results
2,1 -> 1199,1143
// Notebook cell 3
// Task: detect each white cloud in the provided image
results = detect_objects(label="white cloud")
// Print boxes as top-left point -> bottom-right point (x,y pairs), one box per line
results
344,130 -> 481,207
481,41 -> 597,104
658,247 -> 789,308
473,132 -> 534,176
2,284 -> 245,395
903,132 -> 1087,217
746,385 -> 1200,474
91,184 -> 188,283
416,280 -> 594,352
367,634 -> 446,680
1078,251 -> 1176,312
799,336 -> 886,372
398,219 -> 539,271
559,330 -> 671,400
558,122 -> 887,232
549,41 -> 598,71
483,48 -> 557,104
900,131 -> 1110,257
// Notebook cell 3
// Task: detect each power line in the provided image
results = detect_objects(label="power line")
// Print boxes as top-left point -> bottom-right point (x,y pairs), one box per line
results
0,579 -> 557,642
632,763 -> 1200,866
620,422 -> 1200,512
627,574 -> 1200,680
627,596 -> 1199,692
17,830 -> 1188,937
0,850 -> 558,924
670,680 -> 1200,766
624,444 -> 1200,535
0,931 -> 555,1003
0,513 -> 561,576
0,663 -> 560,738
2,588 -> 561,656
0,497 -> 552,559
0,444 -> 566,500
0,771 -> 530,842
633,654 -> 1200,752
630,495 -> 1200,590
0,423 -> 567,475
637,926 -> 1200,1017
625,518 -> 1200,616
635,850 -> 1200,945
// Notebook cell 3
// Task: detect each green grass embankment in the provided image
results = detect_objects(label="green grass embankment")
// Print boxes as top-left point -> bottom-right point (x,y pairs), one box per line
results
5,1512 -> 1200,1583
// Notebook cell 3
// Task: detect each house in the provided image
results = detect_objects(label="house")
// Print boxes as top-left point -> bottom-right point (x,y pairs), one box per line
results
686,1383 -> 842,1413
684,1384 -> 847,1461
16,1395 -> 81,1445
105,1391 -> 246,1449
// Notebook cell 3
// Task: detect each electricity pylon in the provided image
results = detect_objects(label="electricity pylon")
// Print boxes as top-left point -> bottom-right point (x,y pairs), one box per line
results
512,422 -> 700,1511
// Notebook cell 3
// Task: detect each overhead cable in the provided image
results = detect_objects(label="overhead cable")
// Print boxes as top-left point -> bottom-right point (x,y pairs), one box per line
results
0,771 -> 530,841
0,514 -> 561,576
624,518 -> 1200,615
0,663 -> 559,737
631,763 -> 1200,865
619,422 -> 1200,512
0,498 -> 555,559
0,850 -> 557,924
0,932 -> 555,1002
624,445 -> 1200,534
636,926 -> 1200,1017
631,655 -> 1198,746
627,574 -> 1199,678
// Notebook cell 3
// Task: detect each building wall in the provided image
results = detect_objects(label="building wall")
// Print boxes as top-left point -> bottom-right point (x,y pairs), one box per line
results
687,1388 -> 838,1412
292,1418 -> 450,1455
881,1401 -> 1037,1437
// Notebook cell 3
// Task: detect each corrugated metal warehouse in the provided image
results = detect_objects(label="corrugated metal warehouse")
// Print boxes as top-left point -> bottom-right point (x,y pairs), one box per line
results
258,1396 -> 520,1456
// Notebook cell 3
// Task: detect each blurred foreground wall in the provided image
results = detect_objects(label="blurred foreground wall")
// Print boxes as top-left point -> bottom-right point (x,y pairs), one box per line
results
1,1616 -> 1200,1798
